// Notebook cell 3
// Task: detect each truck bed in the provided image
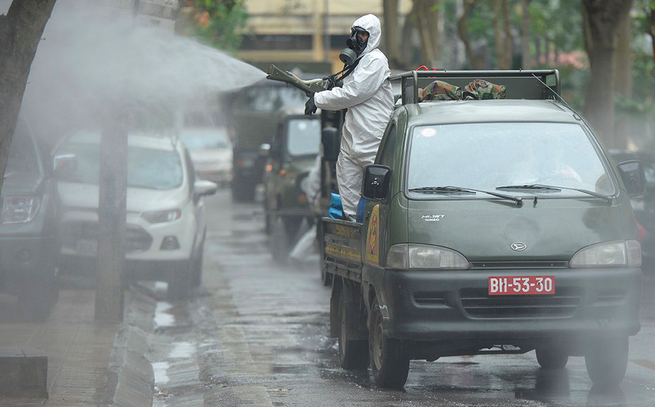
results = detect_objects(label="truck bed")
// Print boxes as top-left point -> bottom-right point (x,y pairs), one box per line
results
322,217 -> 363,282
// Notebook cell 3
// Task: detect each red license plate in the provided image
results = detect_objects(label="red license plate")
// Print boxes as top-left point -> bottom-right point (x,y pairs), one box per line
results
488,276 -> 555,295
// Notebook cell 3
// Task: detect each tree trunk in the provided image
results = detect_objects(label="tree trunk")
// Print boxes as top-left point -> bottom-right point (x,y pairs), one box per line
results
520,0 -> 531,69
494,0 -> 512,69
649,3 -> 655,65
614,8 -> 633,149
582,0 -> 633,148
457,0 -> 483,69
383,0 -> 404,69
0,0 -> 57,194
415,0 -> 442,67
502,0 -> 512,68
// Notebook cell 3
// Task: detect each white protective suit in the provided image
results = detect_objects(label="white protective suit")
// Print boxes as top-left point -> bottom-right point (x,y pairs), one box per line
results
314,14 -> 394,221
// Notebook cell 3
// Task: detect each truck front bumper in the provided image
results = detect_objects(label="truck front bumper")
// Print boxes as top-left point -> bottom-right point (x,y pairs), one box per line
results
374,267 -> 641,347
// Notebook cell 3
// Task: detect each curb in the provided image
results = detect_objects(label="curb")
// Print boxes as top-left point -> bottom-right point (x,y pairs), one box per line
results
100,289 -> 157,407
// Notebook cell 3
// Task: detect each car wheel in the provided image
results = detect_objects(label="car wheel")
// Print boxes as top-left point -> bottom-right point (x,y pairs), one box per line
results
369,298 -> 410,388
536,347 -> 569,369
191,243 -> 204,288
585,336 -> 629,388
168,262 -> 191,301
338,285 -> 369,370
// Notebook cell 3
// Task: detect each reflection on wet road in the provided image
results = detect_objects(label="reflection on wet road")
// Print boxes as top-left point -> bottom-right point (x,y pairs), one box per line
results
195,190 -> 655,407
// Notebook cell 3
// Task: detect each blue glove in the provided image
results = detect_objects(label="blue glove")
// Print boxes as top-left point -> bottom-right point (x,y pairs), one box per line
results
305,95 -> 317,116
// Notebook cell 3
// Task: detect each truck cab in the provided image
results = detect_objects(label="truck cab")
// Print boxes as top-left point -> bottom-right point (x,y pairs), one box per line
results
322,70 -> 646,389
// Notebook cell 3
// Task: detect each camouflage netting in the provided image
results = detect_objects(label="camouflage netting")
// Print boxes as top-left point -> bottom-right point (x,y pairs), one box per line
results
418,79 -> 507,102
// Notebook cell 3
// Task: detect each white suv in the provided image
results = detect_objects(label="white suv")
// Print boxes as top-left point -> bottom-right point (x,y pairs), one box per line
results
54,130 -> 216,299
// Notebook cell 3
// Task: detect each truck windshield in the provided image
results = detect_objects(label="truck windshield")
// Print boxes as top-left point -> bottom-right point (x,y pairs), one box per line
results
407,122 -> 615,198
287,119 -> 320,157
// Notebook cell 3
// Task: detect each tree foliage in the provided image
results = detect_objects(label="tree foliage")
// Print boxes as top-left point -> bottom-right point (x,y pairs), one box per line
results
177,0 -> 248,53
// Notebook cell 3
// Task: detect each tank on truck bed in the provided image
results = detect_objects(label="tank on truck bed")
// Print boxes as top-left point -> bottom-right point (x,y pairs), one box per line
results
321,69 -> 646,389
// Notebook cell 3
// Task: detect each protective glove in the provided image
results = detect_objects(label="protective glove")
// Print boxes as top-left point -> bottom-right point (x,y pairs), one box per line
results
324,74 -> 338,90
305,95 -> 317,116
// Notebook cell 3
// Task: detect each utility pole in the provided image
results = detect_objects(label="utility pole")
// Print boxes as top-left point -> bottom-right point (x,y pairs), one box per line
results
95,111 -> 128,322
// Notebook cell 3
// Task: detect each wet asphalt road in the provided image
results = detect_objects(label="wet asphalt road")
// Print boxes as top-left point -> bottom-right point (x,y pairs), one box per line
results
190,189 -> 655,407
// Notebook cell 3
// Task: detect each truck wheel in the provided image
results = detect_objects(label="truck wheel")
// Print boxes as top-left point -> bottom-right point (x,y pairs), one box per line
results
369,298 -> 410,388
321,264 -> 333,286
536,347 -> 569,369
585,336 -> 629,388
338,286 -> 369,370
270,217 -> 292,262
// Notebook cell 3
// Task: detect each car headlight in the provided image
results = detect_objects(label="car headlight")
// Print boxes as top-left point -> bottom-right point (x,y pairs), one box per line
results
1,196 -> 39,223
386,244 -> 470,270
141,209 -> 181,224
569,240 -> 641,268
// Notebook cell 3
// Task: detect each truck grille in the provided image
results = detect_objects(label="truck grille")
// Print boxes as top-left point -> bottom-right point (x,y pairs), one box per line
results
460,287 -> 581,319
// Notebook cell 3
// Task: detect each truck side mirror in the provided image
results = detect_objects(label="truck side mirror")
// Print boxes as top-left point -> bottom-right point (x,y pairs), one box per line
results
617,160 -> 646,197
322,127 -> 340,162
362,165 -> 391,201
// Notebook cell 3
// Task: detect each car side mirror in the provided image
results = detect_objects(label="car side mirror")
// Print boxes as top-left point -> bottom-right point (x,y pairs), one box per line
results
195,179 -> 218,197
322,127 -> 340,162
617,160 -> 646,197
361,165 -> 391,201
53,154 -> 77,175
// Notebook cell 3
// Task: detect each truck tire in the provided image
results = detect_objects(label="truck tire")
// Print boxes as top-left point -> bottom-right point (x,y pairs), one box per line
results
585,336 -> 629,387
318,221 -> 332,286
270,217 -> 292,263
369,298 -> 410,388
536,347 -> 568,369
338,285 -> 369,370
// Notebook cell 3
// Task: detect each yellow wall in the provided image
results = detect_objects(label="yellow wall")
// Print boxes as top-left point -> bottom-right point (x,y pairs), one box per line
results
239,0 -> 412,66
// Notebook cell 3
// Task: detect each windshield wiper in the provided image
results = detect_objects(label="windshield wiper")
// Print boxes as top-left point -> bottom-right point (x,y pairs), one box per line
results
409,186 -> 523,206
496,184 -> 612,204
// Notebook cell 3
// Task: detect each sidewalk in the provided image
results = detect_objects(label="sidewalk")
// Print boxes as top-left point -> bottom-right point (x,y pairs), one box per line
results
0,288 -> 152,407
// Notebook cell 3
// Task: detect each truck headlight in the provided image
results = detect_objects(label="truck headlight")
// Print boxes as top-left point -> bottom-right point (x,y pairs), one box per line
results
386,244 -> 470,270
569,240 -> 641,268
1,196 -> 39,223
141,209 -> 181,224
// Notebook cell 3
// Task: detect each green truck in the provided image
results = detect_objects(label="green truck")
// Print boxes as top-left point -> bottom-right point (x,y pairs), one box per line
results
320,70 -> 646,388
262,105 -> 321,261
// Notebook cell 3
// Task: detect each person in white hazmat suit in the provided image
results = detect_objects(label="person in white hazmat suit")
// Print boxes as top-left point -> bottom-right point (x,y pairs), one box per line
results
304,14 -> 394,221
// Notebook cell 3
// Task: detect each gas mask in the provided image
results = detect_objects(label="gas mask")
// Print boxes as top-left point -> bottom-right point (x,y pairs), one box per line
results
339,26 -> 368,66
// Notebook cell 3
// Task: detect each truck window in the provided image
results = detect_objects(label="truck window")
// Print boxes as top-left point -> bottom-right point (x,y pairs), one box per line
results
378,123 -> 397,167
407,122 -> 615,197
287,119 -> 320,157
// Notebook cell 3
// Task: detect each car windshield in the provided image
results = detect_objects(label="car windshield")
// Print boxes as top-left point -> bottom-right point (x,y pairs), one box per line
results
56,141 -> 182,190
179,128 -> 231,151
407,122 -> 614,197
287,119 -> 320,157
239,86 -> 306,112
5,121 -> 40,175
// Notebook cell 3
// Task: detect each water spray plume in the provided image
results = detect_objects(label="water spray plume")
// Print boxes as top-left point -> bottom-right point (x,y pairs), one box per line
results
18,0 -> 266,135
